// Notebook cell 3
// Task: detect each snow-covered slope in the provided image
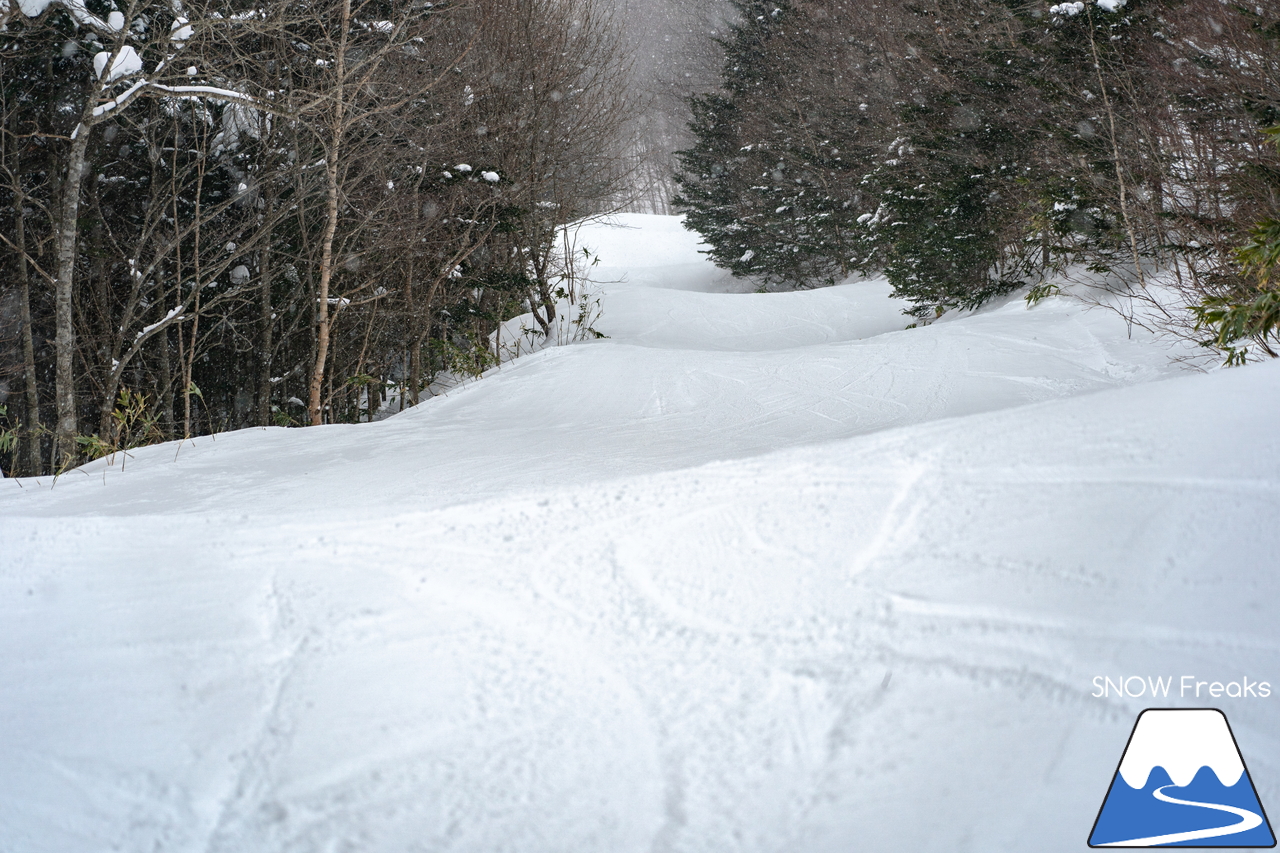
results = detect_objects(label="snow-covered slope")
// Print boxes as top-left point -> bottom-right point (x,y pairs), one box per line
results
1,216 -> 1191,519
3,215 -> 1278,852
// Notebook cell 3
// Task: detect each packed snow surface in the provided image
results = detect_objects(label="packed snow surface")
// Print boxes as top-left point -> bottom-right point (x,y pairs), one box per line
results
3,215 -> 1279,852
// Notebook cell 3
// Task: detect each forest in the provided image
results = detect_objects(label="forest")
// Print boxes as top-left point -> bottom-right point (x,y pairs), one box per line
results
2,0 -> 1279,477
0,0 -> 675,476
676,2 -> 1280,332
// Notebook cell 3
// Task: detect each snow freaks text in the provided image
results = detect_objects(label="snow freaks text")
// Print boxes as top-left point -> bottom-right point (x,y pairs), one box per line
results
1092,676 -> 1272,700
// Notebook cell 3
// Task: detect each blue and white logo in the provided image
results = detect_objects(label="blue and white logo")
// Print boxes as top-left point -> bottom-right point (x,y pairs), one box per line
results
1089,708 -> 1275,847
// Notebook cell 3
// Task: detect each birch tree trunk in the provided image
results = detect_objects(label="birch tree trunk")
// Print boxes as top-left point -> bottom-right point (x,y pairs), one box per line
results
1087,8 -> 1147,290
52,124 -> 92,468
308,146 -> 343,425
256,197 -> 277,426
308,0 -> 351,427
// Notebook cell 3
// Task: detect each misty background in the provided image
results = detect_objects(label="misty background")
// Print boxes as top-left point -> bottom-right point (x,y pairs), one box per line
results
612,0 -> 734,211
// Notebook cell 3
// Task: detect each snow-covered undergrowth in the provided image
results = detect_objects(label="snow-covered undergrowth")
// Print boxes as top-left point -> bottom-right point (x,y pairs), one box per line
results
372,228 -> 608,415
2,215 -> 1278,852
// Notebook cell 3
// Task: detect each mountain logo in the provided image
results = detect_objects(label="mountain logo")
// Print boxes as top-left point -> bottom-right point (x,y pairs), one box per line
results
1089,708 -> 1275,847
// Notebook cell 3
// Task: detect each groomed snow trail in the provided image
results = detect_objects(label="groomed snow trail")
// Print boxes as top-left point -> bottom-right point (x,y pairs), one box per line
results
2,215 -> 1279,852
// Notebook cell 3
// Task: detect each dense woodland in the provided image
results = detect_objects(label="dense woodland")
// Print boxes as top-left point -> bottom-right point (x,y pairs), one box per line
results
2,0 -> 1279,477
0,0 -> 659,475
675,0 -> 1280,337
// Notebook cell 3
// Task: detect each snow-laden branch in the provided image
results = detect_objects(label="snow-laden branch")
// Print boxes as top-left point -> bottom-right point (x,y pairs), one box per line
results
85,79 -> 148,124
1049,0 -> 1127,17
93,45 -> 142,81
148,83 -> 262,106
134,306 -> 184,342
0,0 -> 116,34
9,0 -> 275,133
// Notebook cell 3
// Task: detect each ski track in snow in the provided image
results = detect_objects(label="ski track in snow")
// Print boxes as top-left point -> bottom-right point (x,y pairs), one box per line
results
2,214 -> 1279,852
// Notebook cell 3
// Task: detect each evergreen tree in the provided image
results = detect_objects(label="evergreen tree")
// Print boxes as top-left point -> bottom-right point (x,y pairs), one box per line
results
870,0 -> 1048,315
675,1 -> 860,289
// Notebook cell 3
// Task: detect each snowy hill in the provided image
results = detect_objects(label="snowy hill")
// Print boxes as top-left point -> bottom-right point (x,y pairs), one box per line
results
2,215 -> 1278,852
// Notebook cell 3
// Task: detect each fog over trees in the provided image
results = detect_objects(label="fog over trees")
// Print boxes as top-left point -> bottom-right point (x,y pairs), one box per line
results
608,0 -> 734,211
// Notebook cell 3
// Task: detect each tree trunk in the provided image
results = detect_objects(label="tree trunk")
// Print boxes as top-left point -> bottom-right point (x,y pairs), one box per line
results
409,334 -> 423,406
308,0 -> 351,427
100,370 -> 122,439
158,324 -> 174,441
308,160 -> 340,425
257,207 -> 276,426
14,174 -> 42,476
528,238 -> 556,336
18,279 -> 40,476
182,310 -> 199,438
53,126 -> 92,468
1086,11 -> 1146,290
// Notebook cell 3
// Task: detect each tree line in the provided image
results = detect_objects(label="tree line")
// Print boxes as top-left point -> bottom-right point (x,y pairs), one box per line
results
674,0 -> 1280,350
0,0 -> 634,475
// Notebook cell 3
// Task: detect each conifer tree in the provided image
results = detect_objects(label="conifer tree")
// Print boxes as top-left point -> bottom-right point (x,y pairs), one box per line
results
675,1 -> 854,289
